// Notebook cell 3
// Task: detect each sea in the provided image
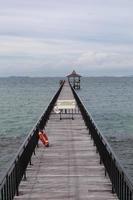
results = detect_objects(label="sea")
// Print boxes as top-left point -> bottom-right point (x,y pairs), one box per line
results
0,77 -> 133,183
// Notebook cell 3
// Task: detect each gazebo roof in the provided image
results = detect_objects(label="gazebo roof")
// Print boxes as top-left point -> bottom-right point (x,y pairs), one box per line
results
67,70 -> 81,78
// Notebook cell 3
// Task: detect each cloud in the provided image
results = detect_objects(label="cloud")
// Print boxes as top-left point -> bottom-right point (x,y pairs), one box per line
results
0,0 -> 133,76
76,51 -> 133,68
0,35 -> 133,76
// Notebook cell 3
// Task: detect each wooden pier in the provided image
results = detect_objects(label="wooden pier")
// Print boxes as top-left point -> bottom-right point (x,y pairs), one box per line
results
14,82 -> 118,200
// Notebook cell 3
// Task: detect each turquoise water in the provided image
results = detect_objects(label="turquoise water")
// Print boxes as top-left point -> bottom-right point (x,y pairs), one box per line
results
0,77 -> 60,174
0,77 -> 133,182
78,77 -> 133,181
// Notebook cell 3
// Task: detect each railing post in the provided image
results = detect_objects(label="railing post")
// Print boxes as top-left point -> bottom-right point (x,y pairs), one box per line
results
10,171 -> 13,200
111,159 -> 115,194
6,175 -> 9,200
119,173 -> 122,200
15,161 -> 19,196
13,168 -> 16,198
1,188 -> 3,200
121,173 -> 124,200
117,171 -> 120,199
127,186 -> 129,200
8,175 -> 12,200
124,182 -> 127,200
129,191 -> 132,200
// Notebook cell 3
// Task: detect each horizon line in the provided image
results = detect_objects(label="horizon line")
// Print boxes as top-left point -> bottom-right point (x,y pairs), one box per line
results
0,75 -> 133,78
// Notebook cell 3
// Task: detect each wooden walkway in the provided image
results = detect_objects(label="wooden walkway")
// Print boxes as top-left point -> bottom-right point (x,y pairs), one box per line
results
14,82 -> 118,200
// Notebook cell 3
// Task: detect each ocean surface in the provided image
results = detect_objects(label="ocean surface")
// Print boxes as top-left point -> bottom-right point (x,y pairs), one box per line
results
0,77 -> 133,183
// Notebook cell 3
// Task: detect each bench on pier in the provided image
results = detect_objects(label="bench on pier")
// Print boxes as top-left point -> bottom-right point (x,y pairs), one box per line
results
54,99 -> 76,120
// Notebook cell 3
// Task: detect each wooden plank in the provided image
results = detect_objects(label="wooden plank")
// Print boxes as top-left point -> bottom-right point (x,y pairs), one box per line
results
14,82 -> 118,200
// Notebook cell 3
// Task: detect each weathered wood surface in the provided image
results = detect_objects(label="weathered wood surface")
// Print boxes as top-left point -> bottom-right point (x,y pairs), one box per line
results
14,82 -> 118,200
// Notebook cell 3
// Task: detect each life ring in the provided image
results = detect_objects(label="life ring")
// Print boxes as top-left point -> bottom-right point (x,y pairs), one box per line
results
54,106 -> 60,114
38,130 -> 49,147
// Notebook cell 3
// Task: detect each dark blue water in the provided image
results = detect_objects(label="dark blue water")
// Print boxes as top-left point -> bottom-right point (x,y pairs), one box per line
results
0,77 -> 133,182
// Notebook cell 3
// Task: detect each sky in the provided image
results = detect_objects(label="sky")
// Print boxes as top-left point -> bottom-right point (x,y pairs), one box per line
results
0,0 -> 133,77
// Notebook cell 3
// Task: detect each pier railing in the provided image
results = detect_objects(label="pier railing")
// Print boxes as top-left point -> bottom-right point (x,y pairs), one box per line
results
0,81 -> 64,200
70,84 -> 133,200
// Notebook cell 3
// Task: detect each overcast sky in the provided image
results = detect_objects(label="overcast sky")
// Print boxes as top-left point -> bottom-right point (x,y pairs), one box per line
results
0,0 -> 133,76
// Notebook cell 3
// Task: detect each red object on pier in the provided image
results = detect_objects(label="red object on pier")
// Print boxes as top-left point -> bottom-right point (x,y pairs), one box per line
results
38,130 -> 49,147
